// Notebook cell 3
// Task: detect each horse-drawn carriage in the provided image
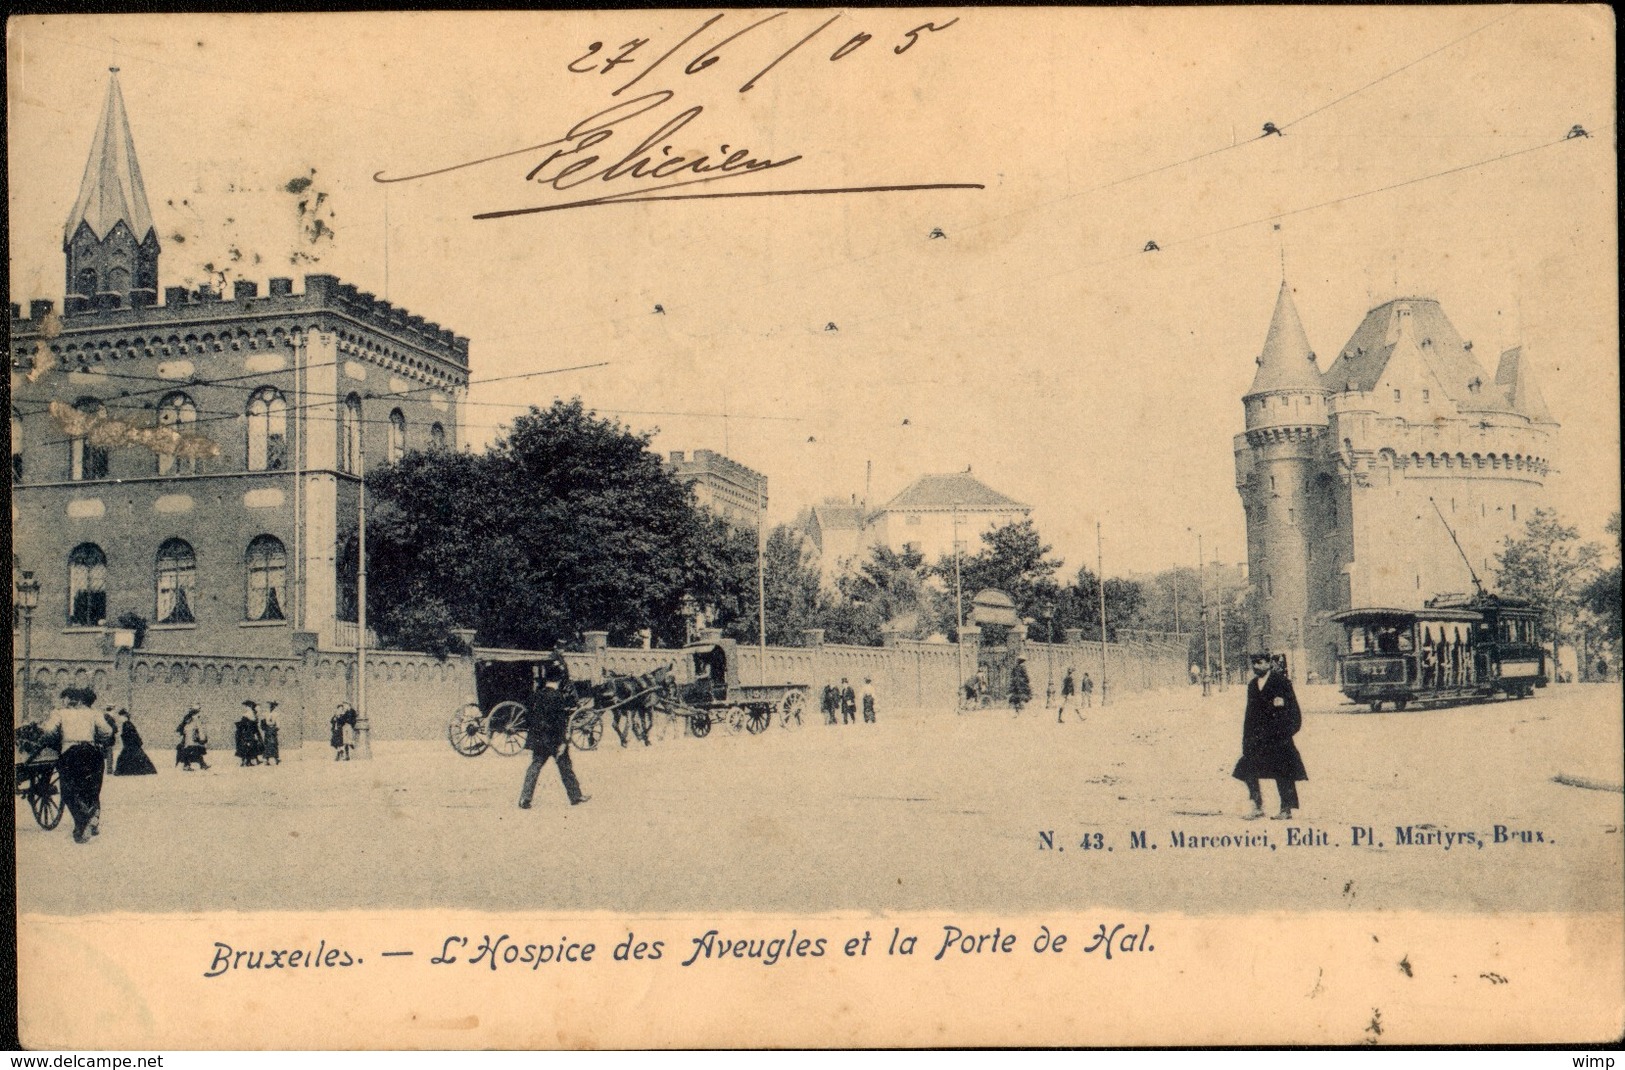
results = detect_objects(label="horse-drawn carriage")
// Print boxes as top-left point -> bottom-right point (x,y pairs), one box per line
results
446,640 -> 809,756
14,722 -> 65,831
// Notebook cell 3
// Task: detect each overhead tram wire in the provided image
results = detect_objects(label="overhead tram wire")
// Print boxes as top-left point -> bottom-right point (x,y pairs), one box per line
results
464,6 -> 1527,355
833,130 -> 1587,336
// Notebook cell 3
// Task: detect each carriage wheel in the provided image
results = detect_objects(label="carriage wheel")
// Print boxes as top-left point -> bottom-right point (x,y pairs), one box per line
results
690,711 -> 712,738
486,701 -> 531,757
1393,697 -> 1409,712
1368,700 -> 1383,713
745,704 -> 772,735
29,768 -> 64,830
725,706 -> 747,734
779,691 -> 805,729
448,704 -> 490,757
570,709 -> 604,752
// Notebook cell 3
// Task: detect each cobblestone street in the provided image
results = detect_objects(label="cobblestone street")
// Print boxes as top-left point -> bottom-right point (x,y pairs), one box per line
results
16,683 -> 1623,917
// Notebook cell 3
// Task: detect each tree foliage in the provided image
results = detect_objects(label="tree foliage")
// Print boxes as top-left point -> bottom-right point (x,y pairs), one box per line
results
1495,508 -> 1603,676
365,399 -> 747,652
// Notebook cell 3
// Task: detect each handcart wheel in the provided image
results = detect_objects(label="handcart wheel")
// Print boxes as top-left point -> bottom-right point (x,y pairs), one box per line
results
779,691 -> 805,729
487,701 -> 530,756
745,705 -> 772,734
570,707 -> 604,752
30,768 -> 64,830
690,711 -> 712,738
448,703 -> 490,757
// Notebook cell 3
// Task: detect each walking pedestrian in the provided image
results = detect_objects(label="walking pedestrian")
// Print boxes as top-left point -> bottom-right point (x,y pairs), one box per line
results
1009,657 -> 1032,714
1233,652 -> 1308,820
113,709 -> 158,776
1059,667 -> 1076,723
331,705 -> 357,761
100,706 -> 118,775
235,701 -> 265,766
821,684 -> 840,726
518,661 -> 589,809
40,688 -> 118,843
260,701 -> 281,765
860,677 -> 877,723
176,706 -> 210,771
1080,672 -> 1094,708
839,678 -> 857,725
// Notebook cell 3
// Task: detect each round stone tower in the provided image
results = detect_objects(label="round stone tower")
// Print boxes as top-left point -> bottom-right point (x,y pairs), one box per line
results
1236,281 -> 1328,677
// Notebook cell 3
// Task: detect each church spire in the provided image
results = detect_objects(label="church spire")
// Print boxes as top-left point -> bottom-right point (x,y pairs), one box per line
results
64,69 -> 160,311
1246,280 -> 1323,396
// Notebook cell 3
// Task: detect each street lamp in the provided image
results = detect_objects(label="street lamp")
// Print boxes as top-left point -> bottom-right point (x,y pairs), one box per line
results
1188,527 -> 1211,683
15,571 -> 41,721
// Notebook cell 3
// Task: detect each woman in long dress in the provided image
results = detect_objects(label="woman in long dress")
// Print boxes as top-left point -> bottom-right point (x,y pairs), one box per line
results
113,710 -> 158,776
260,702 -> 281,765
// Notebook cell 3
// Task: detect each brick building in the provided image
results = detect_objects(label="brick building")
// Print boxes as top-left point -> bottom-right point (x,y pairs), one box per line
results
10,72 -> 470,664
1234,281 -> 1557,681
667,449 -> 768,530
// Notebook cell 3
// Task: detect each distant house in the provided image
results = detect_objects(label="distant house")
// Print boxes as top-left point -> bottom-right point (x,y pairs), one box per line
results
866,470 -> 1031,562
801,498 -> 870,584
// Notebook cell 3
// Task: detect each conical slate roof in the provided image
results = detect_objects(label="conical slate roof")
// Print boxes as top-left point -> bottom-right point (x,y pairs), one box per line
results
64,72 -> 155,244
1246,281 -> 1323,395
1494,347 -> 1556,424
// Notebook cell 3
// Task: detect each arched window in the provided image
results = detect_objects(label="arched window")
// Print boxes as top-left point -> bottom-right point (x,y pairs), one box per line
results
73,268 -> 97,300
246,387 -> 288,471
10,407 -> 21,482
68,543 -> 108,626
156,392 -> 198,475
69,397 -> 109,481
340,393 -> 362,474
388,408 -> 406,463
245,535 -> 287,622
155,539 -> 197,624
429,422 -> 446,451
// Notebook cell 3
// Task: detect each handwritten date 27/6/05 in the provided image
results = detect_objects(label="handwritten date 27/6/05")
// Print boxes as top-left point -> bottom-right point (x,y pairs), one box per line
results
568,11 -> 959,96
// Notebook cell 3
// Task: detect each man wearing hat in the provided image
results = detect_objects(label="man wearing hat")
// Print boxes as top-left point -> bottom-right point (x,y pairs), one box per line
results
1233,652 -> 1307,820
40,687 -> 117,843
519,658 -> 589,809
1008,656 -> 1032,715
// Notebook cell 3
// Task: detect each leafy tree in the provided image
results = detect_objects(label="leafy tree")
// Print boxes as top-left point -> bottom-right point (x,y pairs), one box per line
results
924,520 -> 1064,636
366,399 -> 747,652
723,525 -> 824,647
1495,508 -> 1603,680
1578,512 -> 1622,678
1064,566 -> 1145,643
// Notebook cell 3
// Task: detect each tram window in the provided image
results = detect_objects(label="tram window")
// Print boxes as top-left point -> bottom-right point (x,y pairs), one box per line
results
1397,630 -> 1414,652
1349,629 -> 1367,654
1375,628 -> 1401,654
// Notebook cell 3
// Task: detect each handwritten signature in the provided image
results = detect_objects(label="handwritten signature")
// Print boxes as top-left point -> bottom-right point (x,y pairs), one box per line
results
372,12 -> 980,218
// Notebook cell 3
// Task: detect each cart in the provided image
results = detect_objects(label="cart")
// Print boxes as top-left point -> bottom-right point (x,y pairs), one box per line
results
658,639 -> 809,737
14,725 -> 64,831
447,651 -> 664,756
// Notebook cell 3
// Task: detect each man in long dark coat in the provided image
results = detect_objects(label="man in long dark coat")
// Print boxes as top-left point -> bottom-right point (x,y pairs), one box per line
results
1233,652 -> 1308,819
519,662 -> 588,809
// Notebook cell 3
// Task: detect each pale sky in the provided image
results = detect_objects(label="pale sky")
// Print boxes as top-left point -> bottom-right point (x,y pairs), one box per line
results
8,8 -> 1618,576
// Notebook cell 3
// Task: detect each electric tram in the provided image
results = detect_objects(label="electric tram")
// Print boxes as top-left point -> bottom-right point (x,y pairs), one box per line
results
1333,593 -> 1547,711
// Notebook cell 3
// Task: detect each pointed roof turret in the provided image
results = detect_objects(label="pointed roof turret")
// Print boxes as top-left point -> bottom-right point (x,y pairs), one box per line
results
1246,280 -> 1324,395
1494,347 -> 1556,424
64,70 -> 155,245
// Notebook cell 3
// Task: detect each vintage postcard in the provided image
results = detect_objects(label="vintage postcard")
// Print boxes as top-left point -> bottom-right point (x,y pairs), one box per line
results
8,7 -> 1621,1050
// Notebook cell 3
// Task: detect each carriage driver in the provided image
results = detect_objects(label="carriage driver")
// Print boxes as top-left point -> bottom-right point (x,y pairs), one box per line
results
518,659 -> 590,809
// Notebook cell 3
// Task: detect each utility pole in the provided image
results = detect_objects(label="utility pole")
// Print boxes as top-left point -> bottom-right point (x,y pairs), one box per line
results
1194,530 -> 1211,680
1096,521 -> 1108,706
1214,546 -> 1227,688
756,482 -> 767,685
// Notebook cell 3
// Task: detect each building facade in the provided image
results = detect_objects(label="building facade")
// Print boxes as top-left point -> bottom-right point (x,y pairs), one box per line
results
667,449 -> 768,530
11,72 -> 470,664
867,470 -> 1031,563
1234,282 -> 1557,681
